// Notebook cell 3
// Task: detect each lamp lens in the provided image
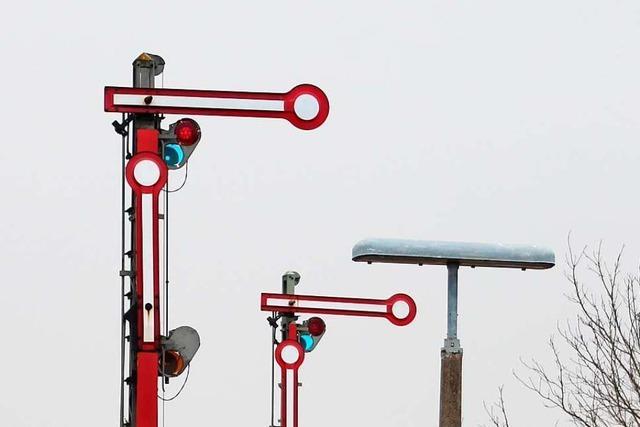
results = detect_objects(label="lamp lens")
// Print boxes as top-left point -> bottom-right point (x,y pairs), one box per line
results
299,334 -> 314,352
164,143 -> 185,167
307,317 -> 326,336
174,118 -> 201,146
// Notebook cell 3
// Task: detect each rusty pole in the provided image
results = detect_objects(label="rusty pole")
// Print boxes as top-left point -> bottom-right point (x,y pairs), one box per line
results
439,263 -> 462,427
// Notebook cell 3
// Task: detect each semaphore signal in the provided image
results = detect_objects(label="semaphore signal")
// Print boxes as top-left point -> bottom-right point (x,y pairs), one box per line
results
106,52 -> 330,427
262,271 -> 417,427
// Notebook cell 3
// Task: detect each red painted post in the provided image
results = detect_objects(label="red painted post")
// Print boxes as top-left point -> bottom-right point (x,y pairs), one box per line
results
136,352 -> 159,427
274,323 -> 305,427
126,128 -> 167,427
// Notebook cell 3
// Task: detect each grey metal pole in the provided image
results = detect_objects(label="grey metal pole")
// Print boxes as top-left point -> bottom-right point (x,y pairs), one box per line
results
133,52 -> 164,88
440,263 -> 462,427
446,264 -> 459,342
132,53 -> 164,130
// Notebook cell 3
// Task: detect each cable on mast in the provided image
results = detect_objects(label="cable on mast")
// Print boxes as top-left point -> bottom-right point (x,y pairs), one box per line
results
162,162 -> 189,193
117,113 -> 133,427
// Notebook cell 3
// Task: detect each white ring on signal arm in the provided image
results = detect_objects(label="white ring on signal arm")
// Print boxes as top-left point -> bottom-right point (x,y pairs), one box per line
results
294,94 -> 320,120
281,344 -> 301,364
134,160 -> 161,187
392,299 -> 410,319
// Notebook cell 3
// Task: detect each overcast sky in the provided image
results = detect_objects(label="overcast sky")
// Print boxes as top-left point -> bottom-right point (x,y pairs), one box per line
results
2,1 -> 640,426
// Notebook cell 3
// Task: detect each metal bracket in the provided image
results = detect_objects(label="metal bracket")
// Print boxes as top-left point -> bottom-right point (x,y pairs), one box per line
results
442,337 -> 462,354
112,115 -> 134,137
267,316 -> 280,328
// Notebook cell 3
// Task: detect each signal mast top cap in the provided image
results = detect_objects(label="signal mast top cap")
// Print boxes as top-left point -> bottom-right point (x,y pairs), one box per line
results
136,52 -> 154,62
133,52 -> 165,76
352,238 -> 555,270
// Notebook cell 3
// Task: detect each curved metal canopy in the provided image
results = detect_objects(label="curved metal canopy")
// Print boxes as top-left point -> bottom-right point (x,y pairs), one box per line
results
352,238 -> 555,270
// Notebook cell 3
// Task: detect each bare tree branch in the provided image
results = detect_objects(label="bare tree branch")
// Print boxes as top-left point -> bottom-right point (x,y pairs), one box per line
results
513,240 -> 640,426
482,385 -> 510,427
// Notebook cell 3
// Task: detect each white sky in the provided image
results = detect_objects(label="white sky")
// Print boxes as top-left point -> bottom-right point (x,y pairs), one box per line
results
2,1 -> 640,426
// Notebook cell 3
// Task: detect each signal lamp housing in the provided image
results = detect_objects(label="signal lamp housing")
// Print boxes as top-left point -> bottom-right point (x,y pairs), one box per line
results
160,326 -> 200,377
298,317 -> 326,353
160,117 -> 202,170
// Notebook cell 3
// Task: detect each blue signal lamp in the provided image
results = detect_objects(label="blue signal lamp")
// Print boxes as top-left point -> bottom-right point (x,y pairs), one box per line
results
299,334 -> 314,352
163,143 -> 185,168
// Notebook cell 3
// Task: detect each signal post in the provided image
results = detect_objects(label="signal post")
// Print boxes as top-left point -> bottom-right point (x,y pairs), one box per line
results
128,53 -> 166,427
261,271 -> 417,427
107,53 -> 329,427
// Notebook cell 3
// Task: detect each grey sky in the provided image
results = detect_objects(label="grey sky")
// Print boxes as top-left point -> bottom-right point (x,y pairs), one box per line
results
2,1 -> 640,426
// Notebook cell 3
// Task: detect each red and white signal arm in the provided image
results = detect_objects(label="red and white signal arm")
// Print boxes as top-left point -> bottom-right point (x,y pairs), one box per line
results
104,84 -> 329,130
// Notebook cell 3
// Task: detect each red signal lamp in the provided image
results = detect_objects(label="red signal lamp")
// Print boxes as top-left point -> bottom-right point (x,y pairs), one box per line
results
307,317 -> 325,336
174,118 -> 201,146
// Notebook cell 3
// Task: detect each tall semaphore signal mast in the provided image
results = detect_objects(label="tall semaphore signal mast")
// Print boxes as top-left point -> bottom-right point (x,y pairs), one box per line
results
106,53 -> 330,427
